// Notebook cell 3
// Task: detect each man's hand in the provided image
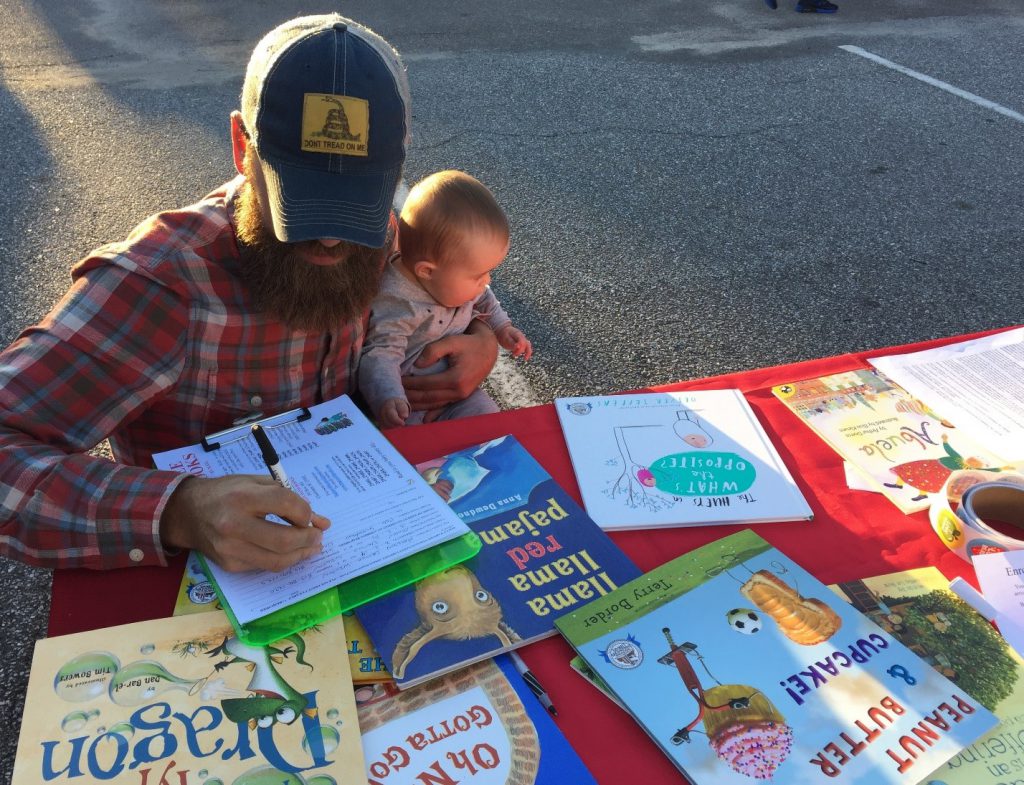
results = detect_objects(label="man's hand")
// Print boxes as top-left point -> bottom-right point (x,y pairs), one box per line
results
403,322 -> 498,411
160,475 -> 330,573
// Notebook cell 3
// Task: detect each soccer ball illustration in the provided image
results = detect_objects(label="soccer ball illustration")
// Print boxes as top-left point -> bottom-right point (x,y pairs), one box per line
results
726,608 -> 762,634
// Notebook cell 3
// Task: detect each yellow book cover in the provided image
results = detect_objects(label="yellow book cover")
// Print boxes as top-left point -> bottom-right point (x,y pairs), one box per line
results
773,369 -> 1008,513
13,611 -> 364,785
174,551 -> 392,685
832,567 -> 1024,785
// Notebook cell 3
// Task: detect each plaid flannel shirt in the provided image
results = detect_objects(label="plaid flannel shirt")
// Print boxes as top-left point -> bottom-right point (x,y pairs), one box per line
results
0,177 -> 370,569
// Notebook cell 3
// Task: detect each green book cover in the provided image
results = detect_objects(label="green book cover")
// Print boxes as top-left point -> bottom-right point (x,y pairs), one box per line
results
556,530 -> 998,784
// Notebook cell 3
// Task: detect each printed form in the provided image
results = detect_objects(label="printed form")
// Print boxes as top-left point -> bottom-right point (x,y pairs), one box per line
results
870,327 -> 1024,462
153,395 -> 469,624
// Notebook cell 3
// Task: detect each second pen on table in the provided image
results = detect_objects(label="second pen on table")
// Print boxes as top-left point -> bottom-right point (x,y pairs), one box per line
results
509,649 -> 557,716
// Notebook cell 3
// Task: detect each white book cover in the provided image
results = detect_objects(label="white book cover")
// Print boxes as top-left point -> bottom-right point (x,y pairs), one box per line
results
555,390 -> 813,530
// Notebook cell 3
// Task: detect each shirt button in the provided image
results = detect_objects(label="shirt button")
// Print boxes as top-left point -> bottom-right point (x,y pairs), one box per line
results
249,394 -> 263,408
129,548 -> 144,563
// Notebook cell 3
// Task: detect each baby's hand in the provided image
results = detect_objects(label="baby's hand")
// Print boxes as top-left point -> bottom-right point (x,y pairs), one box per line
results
496,324 -> 533,361
379,398 -> 411,428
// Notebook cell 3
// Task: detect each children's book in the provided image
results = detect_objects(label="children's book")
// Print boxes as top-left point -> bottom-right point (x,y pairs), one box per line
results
569,654 -> 627,711
358,654 -> 598,785
772,369 -> 1009,514
554,390 -> 813,530
555,530 -> 998,784
832,567 -> 1024,785
174,551 -> 392,685
355,434 -> 641,689
12,611 -> 364,785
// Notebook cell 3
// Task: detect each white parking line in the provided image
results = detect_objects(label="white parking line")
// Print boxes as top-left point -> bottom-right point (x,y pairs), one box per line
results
840,45 -> 1024,124
487,351 -> 545,410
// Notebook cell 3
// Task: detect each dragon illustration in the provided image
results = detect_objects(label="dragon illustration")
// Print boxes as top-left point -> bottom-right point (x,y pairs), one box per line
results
208,632 -> 317,730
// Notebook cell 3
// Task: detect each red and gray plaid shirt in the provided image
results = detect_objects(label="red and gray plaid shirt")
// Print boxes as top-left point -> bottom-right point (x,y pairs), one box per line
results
0,177 -> 373,569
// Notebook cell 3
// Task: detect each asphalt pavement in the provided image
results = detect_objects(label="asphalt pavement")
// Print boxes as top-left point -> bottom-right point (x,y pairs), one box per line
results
1,0 -> 1022,779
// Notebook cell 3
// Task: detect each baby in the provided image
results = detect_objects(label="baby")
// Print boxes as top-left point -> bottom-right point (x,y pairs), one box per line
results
360,170 -> 532,427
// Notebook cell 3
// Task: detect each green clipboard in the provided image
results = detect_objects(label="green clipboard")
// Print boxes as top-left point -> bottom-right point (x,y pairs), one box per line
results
173,399 -> 482,647
197,530 -> 481,646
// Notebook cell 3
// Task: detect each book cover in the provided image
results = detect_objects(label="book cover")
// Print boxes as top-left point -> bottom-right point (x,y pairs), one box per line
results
554,390 -> 813,530
12,611 -> 364,785
555,530 -> 998,784
832,567 -> 1024,785
173,551 -> 392,685
357,654 -> 598,784
772,369 -> 1009,514
568,654 -> 626,711
355,434 -> 641,689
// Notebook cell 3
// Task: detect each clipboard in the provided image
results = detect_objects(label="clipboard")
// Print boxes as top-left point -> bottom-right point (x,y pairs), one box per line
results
163,403 -> 482,647
195,530 -> 481,647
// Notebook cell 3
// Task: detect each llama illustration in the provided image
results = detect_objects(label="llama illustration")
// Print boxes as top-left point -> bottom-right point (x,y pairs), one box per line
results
391,565 -> 520,678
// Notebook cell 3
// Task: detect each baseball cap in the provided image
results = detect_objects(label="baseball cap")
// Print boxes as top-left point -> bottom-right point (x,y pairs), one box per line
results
241,14 -> 410,247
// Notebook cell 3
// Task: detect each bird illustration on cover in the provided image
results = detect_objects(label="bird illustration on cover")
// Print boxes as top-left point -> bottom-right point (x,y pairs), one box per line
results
390,565 -> 520,678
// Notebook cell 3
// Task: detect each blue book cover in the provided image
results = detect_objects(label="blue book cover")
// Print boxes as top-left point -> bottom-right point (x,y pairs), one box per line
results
358,654 -> 598,784
556,530 -> 999,784
356,434 -> 640,688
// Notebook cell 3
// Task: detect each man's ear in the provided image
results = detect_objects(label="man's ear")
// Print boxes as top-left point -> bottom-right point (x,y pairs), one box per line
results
230,111 -> 248,176
413,259 -> 437,280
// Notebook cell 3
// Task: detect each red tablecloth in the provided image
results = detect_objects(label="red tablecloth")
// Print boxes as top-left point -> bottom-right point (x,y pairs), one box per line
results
48,326 -> 1018,784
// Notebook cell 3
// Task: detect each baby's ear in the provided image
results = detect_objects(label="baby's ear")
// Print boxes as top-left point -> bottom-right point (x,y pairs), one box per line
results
413,259 -> 437,280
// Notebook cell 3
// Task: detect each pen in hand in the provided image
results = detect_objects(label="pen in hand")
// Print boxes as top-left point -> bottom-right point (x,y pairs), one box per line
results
509,650 -> 557,716
250,424 -> 326,535
251,424 -> 294,490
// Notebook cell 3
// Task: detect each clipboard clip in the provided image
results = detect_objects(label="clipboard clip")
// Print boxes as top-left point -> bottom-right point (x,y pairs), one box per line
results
201,407 -> 312,452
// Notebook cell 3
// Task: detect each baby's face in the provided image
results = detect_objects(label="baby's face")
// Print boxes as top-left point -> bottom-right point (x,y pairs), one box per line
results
423,231 -> 509,308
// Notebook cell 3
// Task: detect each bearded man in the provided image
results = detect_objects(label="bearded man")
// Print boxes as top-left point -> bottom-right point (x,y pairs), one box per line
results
0,15 -> 497,574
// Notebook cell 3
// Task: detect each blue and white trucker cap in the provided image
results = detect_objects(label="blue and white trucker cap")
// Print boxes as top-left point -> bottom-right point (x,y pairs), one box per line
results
240,14 -> 410,247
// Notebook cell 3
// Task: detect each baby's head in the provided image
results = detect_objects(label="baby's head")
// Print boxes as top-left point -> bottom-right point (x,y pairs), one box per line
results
398,171 -> 510,307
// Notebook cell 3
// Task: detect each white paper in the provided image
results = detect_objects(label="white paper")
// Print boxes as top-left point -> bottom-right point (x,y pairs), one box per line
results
842,461 -> 878,492
869,327 -> 1024,461
153,394 -> 470,624
974,550 -> 1024,627
972,550 -> 1024,658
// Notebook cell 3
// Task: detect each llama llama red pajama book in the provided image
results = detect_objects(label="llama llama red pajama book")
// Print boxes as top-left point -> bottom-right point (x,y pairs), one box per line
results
355,435 -> 641,689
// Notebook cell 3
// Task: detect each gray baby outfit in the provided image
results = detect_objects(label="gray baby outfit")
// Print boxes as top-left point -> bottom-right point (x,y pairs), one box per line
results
359,255 -> 512,425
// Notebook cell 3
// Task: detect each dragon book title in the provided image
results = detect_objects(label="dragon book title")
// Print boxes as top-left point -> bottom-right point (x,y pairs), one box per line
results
13,612 -> 364,785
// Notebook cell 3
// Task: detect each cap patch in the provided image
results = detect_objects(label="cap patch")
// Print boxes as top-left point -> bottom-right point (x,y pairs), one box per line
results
301,93 -> 368,156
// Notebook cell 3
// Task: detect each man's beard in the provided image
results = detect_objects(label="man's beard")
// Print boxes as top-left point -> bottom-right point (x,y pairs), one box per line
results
233,169 -> 384,332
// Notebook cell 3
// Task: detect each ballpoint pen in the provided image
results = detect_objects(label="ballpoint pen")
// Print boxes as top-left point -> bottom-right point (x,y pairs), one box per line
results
509,650 -> 557,716
251,423 -> 294,490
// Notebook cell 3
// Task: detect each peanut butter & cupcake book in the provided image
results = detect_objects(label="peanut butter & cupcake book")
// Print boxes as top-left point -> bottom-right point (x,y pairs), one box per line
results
555,529 -> 997,784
